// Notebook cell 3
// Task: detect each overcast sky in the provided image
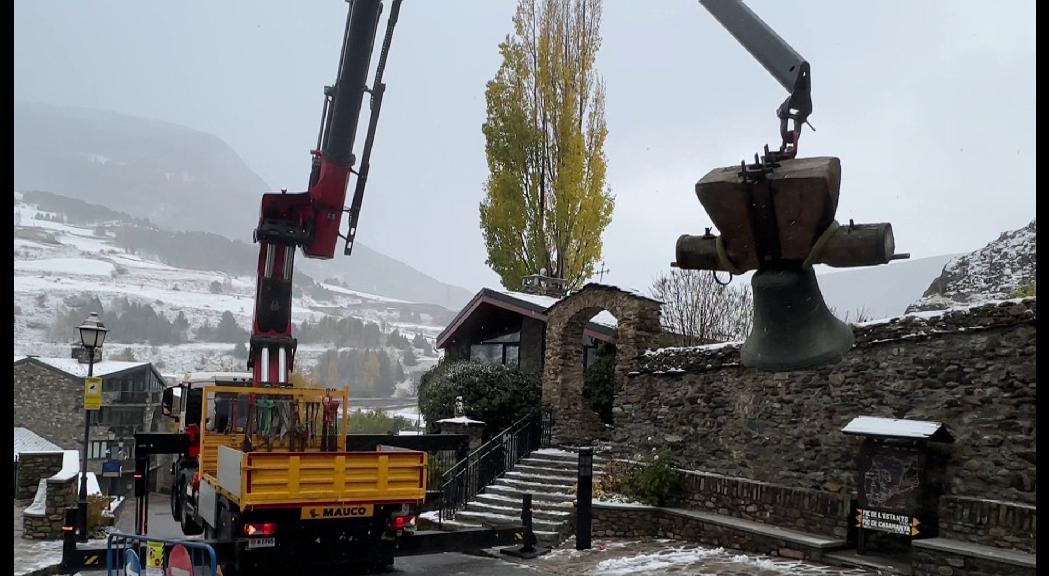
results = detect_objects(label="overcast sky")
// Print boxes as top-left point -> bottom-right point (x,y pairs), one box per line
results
14,0 -> 1035,294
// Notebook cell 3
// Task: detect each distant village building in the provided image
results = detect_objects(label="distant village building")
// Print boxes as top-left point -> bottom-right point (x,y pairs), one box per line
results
436,273 -> 618,374
14,351 -> 167,495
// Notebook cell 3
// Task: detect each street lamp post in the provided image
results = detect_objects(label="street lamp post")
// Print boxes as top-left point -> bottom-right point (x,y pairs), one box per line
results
77,312 -> 108,542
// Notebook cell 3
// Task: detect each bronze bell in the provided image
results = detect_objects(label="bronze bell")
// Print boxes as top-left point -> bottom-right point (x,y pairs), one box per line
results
673,156 -> 905,371
742,267 -> 854,370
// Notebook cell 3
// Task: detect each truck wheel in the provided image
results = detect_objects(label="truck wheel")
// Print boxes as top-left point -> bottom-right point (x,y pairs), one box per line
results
171,478 -> 183,522
180,507 -> 204,536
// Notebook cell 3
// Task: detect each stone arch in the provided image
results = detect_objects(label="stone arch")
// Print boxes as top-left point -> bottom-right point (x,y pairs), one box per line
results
542,284 -> 662,445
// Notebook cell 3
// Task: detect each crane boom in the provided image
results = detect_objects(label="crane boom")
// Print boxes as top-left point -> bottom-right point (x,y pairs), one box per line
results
698,0 -> 811,157
247,0 -> 401,393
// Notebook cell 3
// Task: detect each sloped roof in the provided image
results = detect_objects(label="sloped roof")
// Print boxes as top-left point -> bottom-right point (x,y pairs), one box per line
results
14,427 -> 62,461
14,355 -> 163,382
842,416 -> 954,442
436,288 -> 619,349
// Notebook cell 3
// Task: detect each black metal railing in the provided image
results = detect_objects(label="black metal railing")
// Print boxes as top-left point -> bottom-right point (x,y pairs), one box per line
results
437,410 -> 553,524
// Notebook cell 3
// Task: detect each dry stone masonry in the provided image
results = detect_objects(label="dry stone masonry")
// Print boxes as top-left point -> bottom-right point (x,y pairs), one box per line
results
542,284 -> 662,445
602,298 -> 1035,563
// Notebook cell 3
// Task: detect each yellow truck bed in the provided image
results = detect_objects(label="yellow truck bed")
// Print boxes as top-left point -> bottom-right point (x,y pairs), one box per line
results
207,445 -> 427,510
197,385 -> 427,511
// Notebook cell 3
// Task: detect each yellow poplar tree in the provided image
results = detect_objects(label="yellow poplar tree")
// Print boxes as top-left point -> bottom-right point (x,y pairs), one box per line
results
480,0 -> 613,290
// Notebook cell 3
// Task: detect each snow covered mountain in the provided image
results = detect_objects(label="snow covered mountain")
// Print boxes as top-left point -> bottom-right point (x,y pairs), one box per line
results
13,101 -> 474,310
13,191 -> 442,391
907,220 -> 1036,313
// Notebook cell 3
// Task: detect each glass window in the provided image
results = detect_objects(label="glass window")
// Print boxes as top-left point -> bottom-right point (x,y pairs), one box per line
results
505,345 -> 519,368
89,440 -> 112,460
482,331 -> 521,344
470,344 -> 503,364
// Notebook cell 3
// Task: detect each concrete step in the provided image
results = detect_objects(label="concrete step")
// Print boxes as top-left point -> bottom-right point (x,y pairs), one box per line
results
512,464 -> 581,478
519,457 -> 607,472
466,500 -> 572,522
529,448 -> 610,465
485,484 -> 575,503
438,517 -> 560,544
503,470 -> 577,487
454,510 -> 563,532
494,477 -> 576,495
473,492 -> 575,512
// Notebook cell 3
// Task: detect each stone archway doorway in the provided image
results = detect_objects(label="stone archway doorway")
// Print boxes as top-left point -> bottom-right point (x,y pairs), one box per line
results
542,284 -> 661,446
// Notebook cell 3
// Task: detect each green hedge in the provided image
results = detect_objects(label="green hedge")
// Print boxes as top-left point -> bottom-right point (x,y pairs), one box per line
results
418,360 -> 540,438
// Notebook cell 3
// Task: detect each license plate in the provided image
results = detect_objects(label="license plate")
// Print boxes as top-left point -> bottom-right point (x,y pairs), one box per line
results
247,537 -> 276,549
300,504 -> 375,520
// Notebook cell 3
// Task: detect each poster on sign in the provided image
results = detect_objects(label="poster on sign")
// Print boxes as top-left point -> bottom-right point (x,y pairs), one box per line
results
146,540 -> 164,572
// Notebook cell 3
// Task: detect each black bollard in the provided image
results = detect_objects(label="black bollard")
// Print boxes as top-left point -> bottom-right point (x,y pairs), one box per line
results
520,493 -> 537,553
59,507 -> 79,573
576,447 -> 593,550
501,493 -> 550,558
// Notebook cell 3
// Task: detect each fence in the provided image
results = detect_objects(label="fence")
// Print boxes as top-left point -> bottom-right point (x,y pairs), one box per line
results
437,410 -> 553,524
105,532 -> 217,576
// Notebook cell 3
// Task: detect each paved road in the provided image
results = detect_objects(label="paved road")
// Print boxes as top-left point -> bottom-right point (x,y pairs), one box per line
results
114,492 -> 187,539
105,493 -> 550,575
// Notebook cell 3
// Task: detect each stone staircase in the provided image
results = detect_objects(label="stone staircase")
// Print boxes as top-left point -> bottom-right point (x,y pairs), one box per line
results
437,448 -> 606,546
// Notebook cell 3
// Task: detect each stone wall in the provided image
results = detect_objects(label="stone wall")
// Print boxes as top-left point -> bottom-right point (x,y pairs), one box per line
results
14,362 -> 87,450
23,476 -> 77,540
16,452 -> 63,500
679,470 -> 850,539
911,541 -> 1035,576
938,496 -> 1036,553
611,299 -> 1035,550
592,503 -> 834,562
543,284 -> 662,445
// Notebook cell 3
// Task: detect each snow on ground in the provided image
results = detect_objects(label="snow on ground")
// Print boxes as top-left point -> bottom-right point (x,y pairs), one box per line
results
533,448 -> 580,458
320,282 -> 411,303
526,538 -> 876,575
15,257 -> 115,276
13,197 -> 447,387
13,501 -> 107,576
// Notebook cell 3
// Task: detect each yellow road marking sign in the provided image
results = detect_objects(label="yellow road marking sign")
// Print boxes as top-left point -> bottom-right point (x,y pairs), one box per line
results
301,504 -> 374,520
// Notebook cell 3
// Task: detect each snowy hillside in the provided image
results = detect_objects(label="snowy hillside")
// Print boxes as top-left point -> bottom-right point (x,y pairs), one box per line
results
13,192 -> 443,392
907,220 -> 1036,313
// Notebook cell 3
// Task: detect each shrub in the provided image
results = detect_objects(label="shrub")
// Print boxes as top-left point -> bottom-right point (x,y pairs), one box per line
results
347,410 -> 417,434
620,448 -> 683,507
1012,280 -> 1036,298
87,494 -> 113,532
418,360 -> 540,438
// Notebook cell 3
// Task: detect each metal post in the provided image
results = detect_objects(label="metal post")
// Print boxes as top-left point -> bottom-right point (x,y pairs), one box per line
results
576,447 -> 593,550
77,350 -> 94,542
60,507 -> 79,572
500,492 -> 549,558
520,493 -> 536,553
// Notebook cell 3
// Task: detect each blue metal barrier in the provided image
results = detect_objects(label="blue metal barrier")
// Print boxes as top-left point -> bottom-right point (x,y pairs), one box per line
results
105,532 -> 217,576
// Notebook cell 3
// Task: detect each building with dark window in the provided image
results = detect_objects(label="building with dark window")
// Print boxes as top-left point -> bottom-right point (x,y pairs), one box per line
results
436,277 -> 618,375
13,352 -> 168,495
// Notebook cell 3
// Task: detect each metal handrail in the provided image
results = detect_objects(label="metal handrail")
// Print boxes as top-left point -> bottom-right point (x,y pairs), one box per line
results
437,410 -> 552,524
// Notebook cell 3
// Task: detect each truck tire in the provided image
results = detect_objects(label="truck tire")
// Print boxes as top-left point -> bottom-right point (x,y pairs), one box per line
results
170,483 -> 181,522
180,504 -> 204,536
171,472 -> 188,522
